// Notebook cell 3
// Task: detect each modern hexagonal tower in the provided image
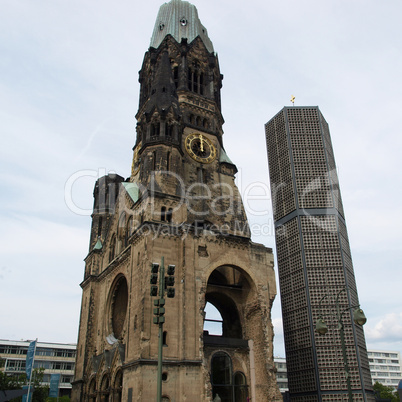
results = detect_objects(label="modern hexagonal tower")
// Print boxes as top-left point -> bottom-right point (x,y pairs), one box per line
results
265,106 -> 374,401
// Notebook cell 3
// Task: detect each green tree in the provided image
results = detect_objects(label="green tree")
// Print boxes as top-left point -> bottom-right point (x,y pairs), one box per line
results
31,368 -> 49,402
373,381 -> 400,402
0,370 -> 25,391
0,367 -> 49,402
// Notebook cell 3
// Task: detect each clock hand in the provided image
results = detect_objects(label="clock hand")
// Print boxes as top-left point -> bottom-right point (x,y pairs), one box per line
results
199,135 -> 204,152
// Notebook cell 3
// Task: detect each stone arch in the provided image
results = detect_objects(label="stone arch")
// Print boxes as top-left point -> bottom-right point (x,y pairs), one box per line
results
106,274 -> 129,341
204,265 -> 255,341
109,234 -> 117,262
205,292 -> 242,339
203,257 -> 259,293
117,212 -> 126,251
112,369 -> 123,402
87,375 -> 97,402
99,371 -> 110,402
126,215 -> 134,243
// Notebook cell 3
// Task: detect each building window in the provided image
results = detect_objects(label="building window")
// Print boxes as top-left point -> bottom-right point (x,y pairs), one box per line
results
173,66 -> 179,88
113,370 -> 122,402
127,216 -> 133,244
109,235 -> 116,262
100,374 -> 110,402
188,64 -> 204,95
234,372 -> 248,401
204,302 -> 223,336
88,378 -> 96,402
166,208 -> 173,223
211,352 -> 232,401
153,151 -> 157,171
110,276 -> 129,340
210,353 -> 248,401
151,122 -> 160,138
165,122 -> 173,138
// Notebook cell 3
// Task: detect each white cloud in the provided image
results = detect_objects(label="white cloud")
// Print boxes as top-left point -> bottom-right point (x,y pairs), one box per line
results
364,313 -> 402,354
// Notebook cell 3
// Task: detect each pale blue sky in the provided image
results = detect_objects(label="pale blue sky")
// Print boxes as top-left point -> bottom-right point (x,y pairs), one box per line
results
1,0 -> 402,358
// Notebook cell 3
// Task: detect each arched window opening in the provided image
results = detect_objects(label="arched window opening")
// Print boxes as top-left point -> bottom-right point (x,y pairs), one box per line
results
196,116 -> 201,126
97,216 -> 103,237
190,114 -> 195,125
203,118 -> 209,130
173,66 -> 179,88
100,374 -> 110,402
234,372 -> 248,401
88,378 -> 96,402
187,68 -> 193,91
113,370 -> 123,402
166,151 -> 171,171
204,293 -> 242,339
165,123 -> 173,138
204,266 -> 253,343
153,151 -> 157,171
199,72 -> 204,95
204,302 -> 223,336
188,64 -> 204,95
126,216 -> 133,245
118,213 -> 126,251
161,206 -> 166,221
110,276 -> 128,339
193,73 -> 198,93
151,122 -> 160,137
166,208 -> 173,223
211,353 -> 249,402
109,235 -> 116,262
163,331 -> 168,346
211,352 -> 232,402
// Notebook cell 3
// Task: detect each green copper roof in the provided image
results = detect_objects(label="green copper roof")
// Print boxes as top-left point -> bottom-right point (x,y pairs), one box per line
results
150,0 -> 214,53
219,148 -> 234,164
122,182 -> 140,204
93,238 -> 103,251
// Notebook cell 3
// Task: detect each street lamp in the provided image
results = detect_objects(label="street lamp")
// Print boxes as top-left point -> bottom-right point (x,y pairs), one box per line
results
315,288 -> 367,402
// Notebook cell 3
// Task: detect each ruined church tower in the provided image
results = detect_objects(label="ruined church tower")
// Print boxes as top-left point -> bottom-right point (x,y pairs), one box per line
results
72,1 -> 281,400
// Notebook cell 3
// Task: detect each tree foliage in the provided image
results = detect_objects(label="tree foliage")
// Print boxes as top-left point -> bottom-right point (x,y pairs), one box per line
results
373,381 -> 400,402
0,370 -> 25,391
0,368 -> 49,402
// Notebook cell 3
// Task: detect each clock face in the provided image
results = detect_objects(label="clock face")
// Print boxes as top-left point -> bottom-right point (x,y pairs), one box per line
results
185,133 -> 217,163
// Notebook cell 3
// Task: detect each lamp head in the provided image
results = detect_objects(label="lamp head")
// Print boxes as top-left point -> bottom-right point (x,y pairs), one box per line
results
315,318 -> 328,335
353,308 -> 367,326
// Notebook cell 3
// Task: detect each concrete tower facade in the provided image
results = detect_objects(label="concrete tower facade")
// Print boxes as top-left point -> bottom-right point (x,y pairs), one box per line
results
265,106 -> 374,401
72,1 -> 281,401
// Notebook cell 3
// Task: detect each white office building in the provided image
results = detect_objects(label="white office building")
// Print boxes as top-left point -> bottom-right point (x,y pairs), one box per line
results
367,350 -> 401,389
0,339 -> 76,398
275,350 -> 401,394
274,356 -> 289,395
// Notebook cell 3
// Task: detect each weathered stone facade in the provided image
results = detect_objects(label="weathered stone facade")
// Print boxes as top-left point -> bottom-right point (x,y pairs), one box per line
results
72,1 -> 281,401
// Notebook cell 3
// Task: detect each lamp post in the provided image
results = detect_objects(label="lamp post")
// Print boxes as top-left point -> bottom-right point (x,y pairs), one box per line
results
150,257 -> 175,402
315,288 -> 367,402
